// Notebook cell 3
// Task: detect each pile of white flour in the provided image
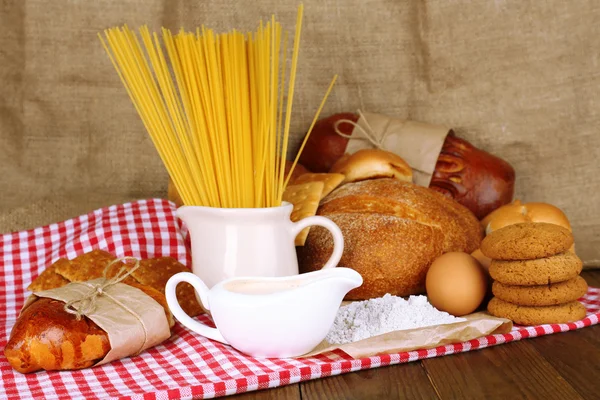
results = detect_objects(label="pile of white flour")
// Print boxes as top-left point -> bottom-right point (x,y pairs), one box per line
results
325,294 -> 466,344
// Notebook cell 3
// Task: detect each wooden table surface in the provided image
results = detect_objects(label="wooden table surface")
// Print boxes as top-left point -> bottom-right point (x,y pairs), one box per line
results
230,271 -> 600,400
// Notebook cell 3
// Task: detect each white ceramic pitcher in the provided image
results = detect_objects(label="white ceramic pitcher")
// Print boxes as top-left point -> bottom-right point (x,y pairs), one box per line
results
165,267 -> 363,357
176,202 -> 344,289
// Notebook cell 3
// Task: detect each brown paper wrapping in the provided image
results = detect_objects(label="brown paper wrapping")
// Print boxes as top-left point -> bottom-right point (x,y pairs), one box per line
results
27,279 -> 171,366
302,312 -> 512,359
345,112 -> 450,187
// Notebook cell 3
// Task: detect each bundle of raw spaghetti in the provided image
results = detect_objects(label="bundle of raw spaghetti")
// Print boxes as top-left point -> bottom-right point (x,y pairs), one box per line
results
99,5 -> 336,208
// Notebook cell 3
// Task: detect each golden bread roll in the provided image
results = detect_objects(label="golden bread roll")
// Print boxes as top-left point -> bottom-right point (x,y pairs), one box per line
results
4,284 -> 172,374
478,200 -> 575,261
298,179 -> 482,299
481,200 -> 571,234
329,149 -> 412,184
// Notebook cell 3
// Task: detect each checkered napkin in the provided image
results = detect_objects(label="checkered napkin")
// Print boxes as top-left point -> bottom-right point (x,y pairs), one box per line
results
1,199 -> 598,400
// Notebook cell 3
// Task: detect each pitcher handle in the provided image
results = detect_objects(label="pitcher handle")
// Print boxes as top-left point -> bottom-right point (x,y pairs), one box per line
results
290,216 -> 344,269
165,272 -> 228,344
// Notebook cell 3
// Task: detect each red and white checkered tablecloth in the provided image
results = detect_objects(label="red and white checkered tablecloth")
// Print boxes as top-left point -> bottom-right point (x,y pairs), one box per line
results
0,199 -> 598,400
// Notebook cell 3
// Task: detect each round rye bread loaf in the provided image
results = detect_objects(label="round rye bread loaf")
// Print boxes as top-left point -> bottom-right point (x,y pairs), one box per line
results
298,179 -> 483,299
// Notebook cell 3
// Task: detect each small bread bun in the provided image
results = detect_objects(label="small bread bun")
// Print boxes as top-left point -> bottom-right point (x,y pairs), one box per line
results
482,200 -> 571,235
330,149 -> 412,184
522,202 -> 572,230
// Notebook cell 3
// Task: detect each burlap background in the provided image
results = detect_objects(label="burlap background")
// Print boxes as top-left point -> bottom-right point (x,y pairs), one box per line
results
1,1 -> 598,266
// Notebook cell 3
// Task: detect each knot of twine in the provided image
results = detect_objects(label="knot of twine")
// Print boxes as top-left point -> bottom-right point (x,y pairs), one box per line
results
334,109 -> 398,150
63,256 -> 149,355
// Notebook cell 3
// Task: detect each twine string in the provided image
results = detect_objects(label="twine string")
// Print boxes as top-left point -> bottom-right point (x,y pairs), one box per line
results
333,109 -> 396,149
63,256 -> 150,355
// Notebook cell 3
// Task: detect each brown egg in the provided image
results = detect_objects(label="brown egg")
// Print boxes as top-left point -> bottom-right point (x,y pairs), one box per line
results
426,252 -> 488,316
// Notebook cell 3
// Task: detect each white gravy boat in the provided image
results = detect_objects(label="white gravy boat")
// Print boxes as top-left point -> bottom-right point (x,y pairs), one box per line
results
165,267 -> 362,358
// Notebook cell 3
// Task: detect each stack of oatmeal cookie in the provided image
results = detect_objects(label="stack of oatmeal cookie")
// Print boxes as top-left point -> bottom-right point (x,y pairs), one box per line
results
481,223 -> 587,325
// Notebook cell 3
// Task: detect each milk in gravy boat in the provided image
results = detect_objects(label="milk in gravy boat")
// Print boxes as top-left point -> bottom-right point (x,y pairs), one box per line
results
166,267 -> 362,358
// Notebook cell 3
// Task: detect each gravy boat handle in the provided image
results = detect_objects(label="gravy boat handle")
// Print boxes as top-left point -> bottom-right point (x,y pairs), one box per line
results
290,216 -> 344,269
165,272 -> 228,344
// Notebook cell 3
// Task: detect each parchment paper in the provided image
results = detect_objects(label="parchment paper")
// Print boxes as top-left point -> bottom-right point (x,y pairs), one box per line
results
302,312 -> 512,359
27,279 -> 171,365
345,112 -> 450,187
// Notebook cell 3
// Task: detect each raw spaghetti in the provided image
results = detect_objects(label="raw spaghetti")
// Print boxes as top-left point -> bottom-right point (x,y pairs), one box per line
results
100,5 -> 336,208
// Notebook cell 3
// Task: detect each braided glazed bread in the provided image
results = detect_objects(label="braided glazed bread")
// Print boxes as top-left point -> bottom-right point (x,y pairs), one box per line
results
4,283 -> 172,373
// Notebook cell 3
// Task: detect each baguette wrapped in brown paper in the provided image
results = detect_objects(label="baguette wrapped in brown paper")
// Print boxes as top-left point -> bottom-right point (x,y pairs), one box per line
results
298,111 -> 516,219
302,312 -> 512,359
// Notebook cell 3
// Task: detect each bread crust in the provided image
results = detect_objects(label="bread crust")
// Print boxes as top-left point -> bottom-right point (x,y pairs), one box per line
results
299,179 -> 482,299
28,250 -> 203,317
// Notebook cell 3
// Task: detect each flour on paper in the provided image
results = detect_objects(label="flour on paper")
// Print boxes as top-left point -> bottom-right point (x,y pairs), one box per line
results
326,294 -> 466,344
